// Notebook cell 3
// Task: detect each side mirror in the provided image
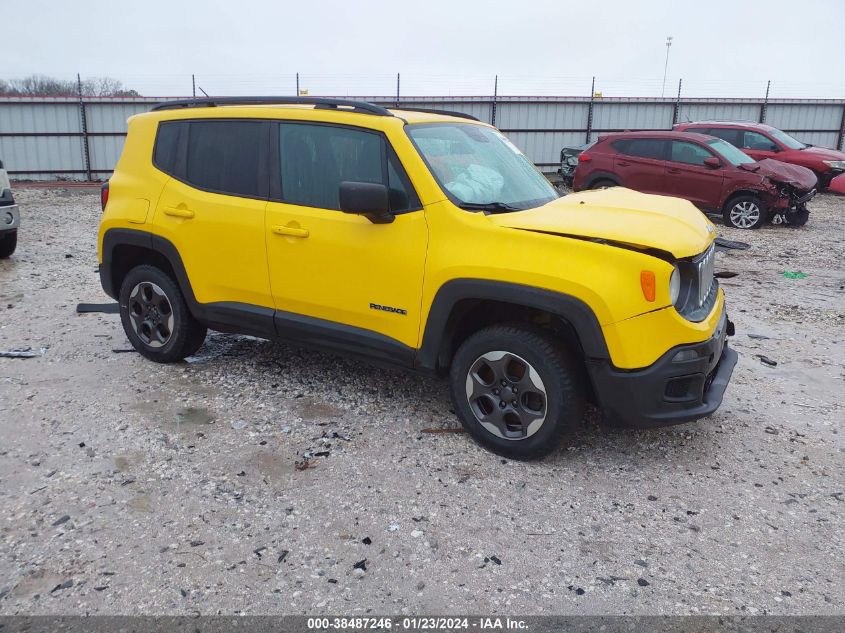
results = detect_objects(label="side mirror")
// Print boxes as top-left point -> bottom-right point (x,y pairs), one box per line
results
703,157 -> 721,169
339,181 -> 393,224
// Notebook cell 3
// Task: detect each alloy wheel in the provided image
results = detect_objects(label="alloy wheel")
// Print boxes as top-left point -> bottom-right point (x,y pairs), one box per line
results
729,201 -> 761,228
128,282 -> 175,348
464,351 -> 548,440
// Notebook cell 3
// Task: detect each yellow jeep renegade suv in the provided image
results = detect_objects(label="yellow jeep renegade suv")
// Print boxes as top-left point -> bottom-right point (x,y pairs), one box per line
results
98,97 -> 737,459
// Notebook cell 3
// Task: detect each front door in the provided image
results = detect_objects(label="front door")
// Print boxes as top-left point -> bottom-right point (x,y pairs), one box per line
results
739,130 -> 781,162
664,140 -> 725,210
265,122 -> 427,364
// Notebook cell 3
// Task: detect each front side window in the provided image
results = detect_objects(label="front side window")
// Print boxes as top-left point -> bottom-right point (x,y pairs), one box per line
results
670,141 -> 714,166
707,139 -> 754,166
185,120 -> 264,197
406,123 -> 557,211
742,131 -> 779,152
768,128 -> 806,150
278,123 -> 419,213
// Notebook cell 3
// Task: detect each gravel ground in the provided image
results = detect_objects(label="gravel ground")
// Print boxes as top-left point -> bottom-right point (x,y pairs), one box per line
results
0,188 -> 843,616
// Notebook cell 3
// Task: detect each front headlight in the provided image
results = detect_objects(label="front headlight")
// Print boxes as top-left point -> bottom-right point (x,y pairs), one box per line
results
823,160 -> 845,170
669,265 -> 681,305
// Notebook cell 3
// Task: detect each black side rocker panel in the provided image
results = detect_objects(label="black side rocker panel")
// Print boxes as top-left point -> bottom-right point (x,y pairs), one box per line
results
101,228 -> 415,367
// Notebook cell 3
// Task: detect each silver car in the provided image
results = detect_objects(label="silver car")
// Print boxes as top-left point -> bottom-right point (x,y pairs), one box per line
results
0,159 -> 18,258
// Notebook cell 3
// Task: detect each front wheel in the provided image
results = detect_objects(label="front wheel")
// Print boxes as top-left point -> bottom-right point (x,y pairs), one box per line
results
119,265 -> 207,363
723,196 -> 767,229
0,230 -> 17,258
449,324 -> 585,460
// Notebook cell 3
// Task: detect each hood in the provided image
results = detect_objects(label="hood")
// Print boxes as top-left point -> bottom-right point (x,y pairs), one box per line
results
740,159 -> 818,190
800,145 -> 845,161
488,188 -> 716,259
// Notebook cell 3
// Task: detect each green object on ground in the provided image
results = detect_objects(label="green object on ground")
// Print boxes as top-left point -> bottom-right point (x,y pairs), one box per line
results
782,271 -> 808,279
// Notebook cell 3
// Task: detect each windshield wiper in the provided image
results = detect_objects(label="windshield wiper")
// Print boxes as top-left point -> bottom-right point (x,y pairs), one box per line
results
458,201 -> 521,213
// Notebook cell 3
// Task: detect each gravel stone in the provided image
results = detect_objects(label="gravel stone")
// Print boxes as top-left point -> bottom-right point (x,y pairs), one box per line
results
0,188 -> 843,615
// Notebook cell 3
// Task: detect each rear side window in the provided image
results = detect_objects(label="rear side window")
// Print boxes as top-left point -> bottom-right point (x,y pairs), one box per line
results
703,127 -> 741,145
670,141 -> 714,166
278,123 -> 420,213
153,121 -> 183,176
612,138 -> 667,160
185,120 -> 265,197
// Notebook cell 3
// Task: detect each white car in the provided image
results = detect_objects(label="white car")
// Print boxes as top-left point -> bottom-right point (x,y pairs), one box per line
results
0,159 -> 18,258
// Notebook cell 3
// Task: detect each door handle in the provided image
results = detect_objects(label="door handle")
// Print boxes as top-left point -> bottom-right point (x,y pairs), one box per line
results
667,168 -> 681,174
272,225 -> 310,238
617,161 -> 631,167
164,206 -> 195,219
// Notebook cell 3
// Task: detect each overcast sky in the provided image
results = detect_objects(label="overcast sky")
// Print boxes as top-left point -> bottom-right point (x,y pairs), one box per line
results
6,0 -> 844,98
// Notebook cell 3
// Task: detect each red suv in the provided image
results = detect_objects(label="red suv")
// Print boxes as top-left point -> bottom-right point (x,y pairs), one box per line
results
674,121 -> 845,190
572,131 -> 817,229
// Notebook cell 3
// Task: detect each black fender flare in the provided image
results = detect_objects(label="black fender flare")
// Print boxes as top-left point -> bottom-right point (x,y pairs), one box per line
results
100,227 -> 275,338
415,279 -> 610,372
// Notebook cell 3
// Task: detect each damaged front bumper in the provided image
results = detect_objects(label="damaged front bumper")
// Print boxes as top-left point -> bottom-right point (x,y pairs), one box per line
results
588,307 -> 737,429
768,186 -> 815,209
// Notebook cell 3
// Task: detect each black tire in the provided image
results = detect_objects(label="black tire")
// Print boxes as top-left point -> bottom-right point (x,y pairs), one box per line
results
0,230 -> 17,258
723,195 -> 767,229
118,264 -> 207,363
449,324 -> 585,460
786,208 -> 809,227
590,179 -> 617,190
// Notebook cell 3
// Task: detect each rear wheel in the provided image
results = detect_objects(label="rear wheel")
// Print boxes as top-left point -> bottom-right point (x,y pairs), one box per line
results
0,230 -> 17,258
723,196 -> 767,229
590,179 -> 616,190
449,324 -> 585,460
118,265 -> 207,363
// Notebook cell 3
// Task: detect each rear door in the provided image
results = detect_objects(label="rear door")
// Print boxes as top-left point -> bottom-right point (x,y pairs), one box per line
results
610,138 -> 669,194
664,140 -> 725,210
153,119 -> 273,309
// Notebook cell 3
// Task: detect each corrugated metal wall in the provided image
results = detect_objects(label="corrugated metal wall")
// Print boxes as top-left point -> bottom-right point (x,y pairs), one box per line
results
1,96 -> 843,179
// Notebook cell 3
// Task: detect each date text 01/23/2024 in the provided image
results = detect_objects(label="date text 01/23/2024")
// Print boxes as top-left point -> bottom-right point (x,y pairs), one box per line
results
306,616 -> 529,630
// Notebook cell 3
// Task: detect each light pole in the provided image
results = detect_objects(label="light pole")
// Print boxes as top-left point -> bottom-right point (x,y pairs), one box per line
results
661,36 -> 673,98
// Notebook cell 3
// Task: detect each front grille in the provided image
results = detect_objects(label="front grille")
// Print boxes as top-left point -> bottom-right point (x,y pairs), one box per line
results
696,244 -> 715,307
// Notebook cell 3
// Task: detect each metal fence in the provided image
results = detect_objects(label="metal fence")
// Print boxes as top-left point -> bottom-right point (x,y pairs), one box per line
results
2,93 -> 844,180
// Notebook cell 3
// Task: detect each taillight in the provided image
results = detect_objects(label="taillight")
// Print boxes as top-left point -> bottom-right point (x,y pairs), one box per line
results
579,153 -> 593,163
100,182 -> 109,212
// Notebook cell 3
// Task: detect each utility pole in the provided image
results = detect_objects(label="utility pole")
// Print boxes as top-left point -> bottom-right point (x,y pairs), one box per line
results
760,80 -> 771,123
296,72 -> 300,96
661,36 -> 673,98
192,74 -> 196,98
395,73 -> 400,107
77,73 -> 92,182
491,75 -> 498,126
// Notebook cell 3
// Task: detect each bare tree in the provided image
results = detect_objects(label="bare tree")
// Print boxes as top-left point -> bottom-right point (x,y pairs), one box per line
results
0,75 -> 140,97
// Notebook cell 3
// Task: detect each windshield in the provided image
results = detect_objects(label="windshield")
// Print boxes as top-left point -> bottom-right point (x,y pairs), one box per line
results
768,128 -> 806,150
407,123 -> 558,211
707,138 -> 754,166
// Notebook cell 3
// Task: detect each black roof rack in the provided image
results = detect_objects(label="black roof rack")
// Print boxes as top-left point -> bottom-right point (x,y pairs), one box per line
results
151,97 -> 483,123
151,96 -> 392,116
388,106 -> 480,122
